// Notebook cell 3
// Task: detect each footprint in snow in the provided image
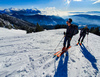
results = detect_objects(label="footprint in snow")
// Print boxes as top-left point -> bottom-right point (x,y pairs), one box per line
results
71,58 -> 76,62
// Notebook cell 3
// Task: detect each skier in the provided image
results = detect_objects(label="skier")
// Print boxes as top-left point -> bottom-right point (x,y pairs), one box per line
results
76,25 -> 89,45
62,18 -> 75,51
54,18 -> 78,57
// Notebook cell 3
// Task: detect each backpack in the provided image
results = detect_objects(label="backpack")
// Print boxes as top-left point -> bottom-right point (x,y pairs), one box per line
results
80,28 -> 89,35
72,24 -> 79,35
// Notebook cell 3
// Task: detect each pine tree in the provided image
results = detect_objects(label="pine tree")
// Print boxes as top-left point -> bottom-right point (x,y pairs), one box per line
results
13,24 -> 18,29
90,27 -> 94,33
0,21 -> 4,27
36,23 -> 44,32
90,27 -> 100,36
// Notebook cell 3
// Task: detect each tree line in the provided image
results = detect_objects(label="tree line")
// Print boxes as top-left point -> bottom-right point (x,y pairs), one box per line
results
0,20 -> 44,33
89,27 -> 100,36
54,24 -> 100,36
0,14 -> 44,33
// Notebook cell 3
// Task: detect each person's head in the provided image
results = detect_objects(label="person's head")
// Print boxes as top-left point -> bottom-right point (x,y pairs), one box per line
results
85,25 -> 88,28
66,18 -> 72,26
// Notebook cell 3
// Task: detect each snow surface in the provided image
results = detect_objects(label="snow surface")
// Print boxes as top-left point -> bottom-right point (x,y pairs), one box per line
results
0,28 -> 26,37
0,28 -> 100,77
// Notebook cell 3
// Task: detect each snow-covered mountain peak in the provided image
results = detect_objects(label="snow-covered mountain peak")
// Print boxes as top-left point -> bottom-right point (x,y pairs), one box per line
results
3,8 -> 20,12
1,8 -> 41,13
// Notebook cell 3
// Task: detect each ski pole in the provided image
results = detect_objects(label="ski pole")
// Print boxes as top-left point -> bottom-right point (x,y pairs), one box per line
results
87,35 -> 88,47
54,36 -> 64,51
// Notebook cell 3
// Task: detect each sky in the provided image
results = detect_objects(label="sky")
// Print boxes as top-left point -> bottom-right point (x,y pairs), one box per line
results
0,0 -> 100,16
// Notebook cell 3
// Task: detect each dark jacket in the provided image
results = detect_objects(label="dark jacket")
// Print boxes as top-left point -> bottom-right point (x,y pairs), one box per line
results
65,24 -> 74,38
80,27 -> 89,36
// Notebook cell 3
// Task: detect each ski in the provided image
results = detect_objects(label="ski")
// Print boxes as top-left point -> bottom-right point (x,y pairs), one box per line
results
54,49 -> 65,56
57,46 -> 71,57
53,47 -> 67,57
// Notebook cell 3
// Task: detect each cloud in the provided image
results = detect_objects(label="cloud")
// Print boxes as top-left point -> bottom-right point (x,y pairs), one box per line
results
73,0 -> 82,1
39,7 -> 70,17
0,7 -> 4,10
64,0 -> 100,4
65,0 -> 71,5
92,0 -> 100,4
64,0 -> 82,5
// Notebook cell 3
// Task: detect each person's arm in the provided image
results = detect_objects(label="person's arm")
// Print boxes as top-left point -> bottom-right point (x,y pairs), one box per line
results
63,26 -> 68,36
64,32 -> 66,35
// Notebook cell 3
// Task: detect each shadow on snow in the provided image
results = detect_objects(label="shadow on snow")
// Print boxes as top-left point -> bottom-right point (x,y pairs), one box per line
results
80,44 -> 99,74
54,52 -> 69,77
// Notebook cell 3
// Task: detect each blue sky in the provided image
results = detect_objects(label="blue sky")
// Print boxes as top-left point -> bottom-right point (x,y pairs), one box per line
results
0,0 -> 100,16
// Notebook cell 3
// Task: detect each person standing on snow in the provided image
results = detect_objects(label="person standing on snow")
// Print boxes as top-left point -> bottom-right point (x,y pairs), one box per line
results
76,25 -> 89,45
62,18 -> 75,50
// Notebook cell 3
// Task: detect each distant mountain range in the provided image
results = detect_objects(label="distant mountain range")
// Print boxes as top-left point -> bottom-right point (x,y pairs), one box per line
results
11,14 -> 66,25
0,8 -> 66,26
86,11 -> 100,13
69,11 -> 100,15
0,8 -> 41,15
0,14 -> 36,32
0,8 -> 100,29
67,14 -> 100,28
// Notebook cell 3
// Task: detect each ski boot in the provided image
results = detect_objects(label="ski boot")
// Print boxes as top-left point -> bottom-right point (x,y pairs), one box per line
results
76,41 -> 80,45
80,42 -> 82,46
62,47 -> 66,51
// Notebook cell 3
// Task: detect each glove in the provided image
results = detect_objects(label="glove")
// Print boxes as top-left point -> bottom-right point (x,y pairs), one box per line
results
64,32 -> 66,35
86,32 -> 89,35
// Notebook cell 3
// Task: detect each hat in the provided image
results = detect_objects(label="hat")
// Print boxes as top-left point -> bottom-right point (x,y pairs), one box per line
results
67,18 -> 72,23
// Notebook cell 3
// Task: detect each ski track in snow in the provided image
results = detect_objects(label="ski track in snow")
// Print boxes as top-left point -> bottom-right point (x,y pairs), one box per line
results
0,28 -> 100,77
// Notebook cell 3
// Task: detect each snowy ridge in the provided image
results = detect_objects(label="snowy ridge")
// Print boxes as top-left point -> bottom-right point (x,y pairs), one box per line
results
0,28 -> 100,77
0,8 -> 40,13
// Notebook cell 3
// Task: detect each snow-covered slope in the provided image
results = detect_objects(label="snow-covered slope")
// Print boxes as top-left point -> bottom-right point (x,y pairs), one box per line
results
0,28 -> 100,77
0,28 -> 26,37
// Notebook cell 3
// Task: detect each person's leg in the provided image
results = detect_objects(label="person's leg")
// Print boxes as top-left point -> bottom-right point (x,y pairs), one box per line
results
62,36 -> 68,50
76,35 -> 82,45
63,36 -> 67,47
78,35 -> 82,43
81,34 -> 86,43
67,37 -> 71,48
